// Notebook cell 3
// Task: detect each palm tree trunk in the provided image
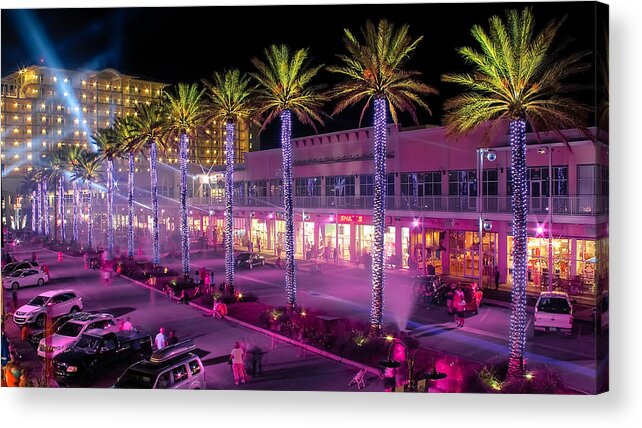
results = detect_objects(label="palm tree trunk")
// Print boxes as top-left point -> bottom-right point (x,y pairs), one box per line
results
508,118 -> 528,378
225,121 -> 236,291
107,158 -> 114,260
59,175 -> 66,242
31,190 -> 37,233
179,132 -> 190,276
87,181 -> 94,249
72,181 -> 79,243
370,97 -> 388,336
280,110 -> 296,308
150,142 -> 160,265
128,152 -> 135,258
53,181 -> 58,242
43,180 -> 50,237
37,181 -> 43,234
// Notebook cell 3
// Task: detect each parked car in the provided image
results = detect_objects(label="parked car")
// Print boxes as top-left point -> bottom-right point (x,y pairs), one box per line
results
2,260 -> 39,276
38,313 -> 117,358
534,291 -> 574,335
53,329 -> 153,387
29,312 -> 93,349
13,289 -> 83,328
114,339 -> 205,389
459,283 -> 484,315
236,252 -> 265,270
3,268 -> 49,290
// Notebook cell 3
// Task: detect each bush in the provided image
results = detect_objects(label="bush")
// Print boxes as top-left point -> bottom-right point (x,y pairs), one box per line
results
472,362 -> 566,394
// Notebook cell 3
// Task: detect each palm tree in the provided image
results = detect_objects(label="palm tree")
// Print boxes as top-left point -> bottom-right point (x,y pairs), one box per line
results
328,19 -> 437,335
442,7 -> 590,377
163,83 -> 206,276
114,117 -> 139,258
93,126 -> 122,260
202,69 -> 256,292
62,145 -> 85,244
130,103 -> 167,265
19,169 -> 40,234
251,45 -> 326,308
72,151 -> 103,249
46,150 -> 68,243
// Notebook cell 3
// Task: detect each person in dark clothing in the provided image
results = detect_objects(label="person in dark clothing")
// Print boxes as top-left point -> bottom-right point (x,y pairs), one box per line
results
248,346 -> 265,376
178,290 -> 190,305
494,267 -> 500,290
167,330 -> 179,346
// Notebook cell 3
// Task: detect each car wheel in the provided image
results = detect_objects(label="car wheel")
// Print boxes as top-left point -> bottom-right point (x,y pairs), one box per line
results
11,282 -> 20,291
70,306 -> 80,314
36,314 -> 46,328
37,278 -> 44,286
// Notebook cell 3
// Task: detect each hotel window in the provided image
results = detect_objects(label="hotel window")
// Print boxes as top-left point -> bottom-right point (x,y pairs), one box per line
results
577,165 -> 597,195
507,166 -> 568,196
233,181 -> 246,198
360,173 -> 395,196
401,172 -> 441,197
295,177 -> 321,196
325,175 -> 355,197
448,170 -> 477,196
268,179 -> 283,197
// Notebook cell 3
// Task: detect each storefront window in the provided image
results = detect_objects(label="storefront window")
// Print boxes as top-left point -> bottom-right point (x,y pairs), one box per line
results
506,237 -> 570,290
251,219 -> 268,251
409,228 -> 444,274
449,231 -> 496,280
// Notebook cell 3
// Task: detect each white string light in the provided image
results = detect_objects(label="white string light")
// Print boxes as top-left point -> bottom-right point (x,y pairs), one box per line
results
179,133 -> 190,276
225,121 -> 236,291
150,142 -> 160,265
281,109 -> 297,308
127,153 -> 135,257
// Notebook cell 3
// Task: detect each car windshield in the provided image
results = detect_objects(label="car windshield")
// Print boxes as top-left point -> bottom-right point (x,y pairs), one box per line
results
75,335 -> 101,351
3,263 -> 17,271
9,270 -> 24,277
537,298 -> 571,314
56,322 -> 85,337
28,296 -> 49,306
238,254 -> 250,260
114,370 -> 155,389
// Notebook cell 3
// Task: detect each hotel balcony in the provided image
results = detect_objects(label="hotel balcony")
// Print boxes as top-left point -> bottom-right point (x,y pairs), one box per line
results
187,194 -> 608,217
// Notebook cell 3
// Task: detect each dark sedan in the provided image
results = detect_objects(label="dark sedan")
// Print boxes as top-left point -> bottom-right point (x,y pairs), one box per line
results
235,252 -> 265,270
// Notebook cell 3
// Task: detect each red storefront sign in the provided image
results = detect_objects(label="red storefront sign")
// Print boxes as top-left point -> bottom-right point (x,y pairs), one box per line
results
338,214 -> 372,224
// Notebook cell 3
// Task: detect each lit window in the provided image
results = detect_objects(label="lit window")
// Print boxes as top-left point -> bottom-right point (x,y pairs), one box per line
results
57,129 -> 62,135
27,116 -> 32,122
74,118 -> 79,124
27,154 -> 32,160
82,80 -> 86,85
53,76 -> 57,82
63,77 -> 68,83
64,92 -> 68,97
41,103 -> 46,109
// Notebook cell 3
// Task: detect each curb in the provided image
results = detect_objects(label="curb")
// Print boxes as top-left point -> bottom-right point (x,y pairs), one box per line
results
118,273 -> 381,376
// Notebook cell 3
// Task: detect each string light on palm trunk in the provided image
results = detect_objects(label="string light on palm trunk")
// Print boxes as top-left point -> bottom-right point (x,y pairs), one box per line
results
43,179 -> 50,236
37,181 -> 43,235
87,181 -> 93,248
281,109 -> 296,308
72,181 -> 79,242
31,190 -> 37,233
508,118 -> 528,377
59,175 -> 65,242
150,142 -> 160,265
107,159 -> 114,260
127,153 -> 135,258
179,133 -> 190,276
225,121 -> 236,292
370,97 -> 387,335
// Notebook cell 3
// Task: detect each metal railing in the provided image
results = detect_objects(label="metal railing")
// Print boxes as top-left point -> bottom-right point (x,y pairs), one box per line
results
186,194 -> 608,216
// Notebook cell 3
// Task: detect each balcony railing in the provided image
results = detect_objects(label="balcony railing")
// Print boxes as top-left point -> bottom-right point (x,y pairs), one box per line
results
187,194 -> 608,216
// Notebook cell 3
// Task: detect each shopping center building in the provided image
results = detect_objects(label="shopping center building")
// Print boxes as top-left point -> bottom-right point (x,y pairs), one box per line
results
184,124 -> 608,297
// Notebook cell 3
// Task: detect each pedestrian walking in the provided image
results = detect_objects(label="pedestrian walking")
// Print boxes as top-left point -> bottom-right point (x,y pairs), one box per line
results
42,264 -> 50,278
178,290 -> 190,305
446,284 -> 455,315
167,330 -> 178,346
230,341 -> 247,385
57,252 -> 63,262
155,328 -> 166,350
194,269 -> 200,285
455,288 -> 466,327
494,266 -> 500,290
83,252 -> 89,269
333,247 -> 338,264
207,271 -> 214,290
452,286 -> 462,325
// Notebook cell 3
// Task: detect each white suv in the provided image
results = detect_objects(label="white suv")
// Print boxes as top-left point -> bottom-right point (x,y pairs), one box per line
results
38,312 -> 117,358
13,290 -> 83,328
534,291 -> 574,335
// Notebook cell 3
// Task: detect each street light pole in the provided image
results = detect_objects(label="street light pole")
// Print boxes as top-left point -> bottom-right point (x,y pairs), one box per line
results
478,149 -> 484,289
548,147 -> 554,292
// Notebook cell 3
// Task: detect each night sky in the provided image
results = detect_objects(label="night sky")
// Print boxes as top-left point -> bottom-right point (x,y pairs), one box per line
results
1,2 -> 599,149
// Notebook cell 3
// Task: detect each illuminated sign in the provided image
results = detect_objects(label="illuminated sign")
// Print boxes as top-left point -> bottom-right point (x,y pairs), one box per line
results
338,214 -> 372,224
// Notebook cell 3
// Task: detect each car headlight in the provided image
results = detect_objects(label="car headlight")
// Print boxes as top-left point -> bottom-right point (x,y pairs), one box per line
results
66,366 -> 78,373
15,311 -> 25,316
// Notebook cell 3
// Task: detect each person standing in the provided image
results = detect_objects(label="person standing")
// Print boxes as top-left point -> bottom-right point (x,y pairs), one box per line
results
455,287 -> 466,327
167,330 -> 178,346
494,266 -> 500,290
230,341 -> 247,385
31,252 -> 38,263
194,269 -> 200,285
122,317 -> 133,331
155,328 -> 166,350
42,264 -> 50,278
178,290 -> 190,305
452,286 -> 462,325
446,284 -> 455,315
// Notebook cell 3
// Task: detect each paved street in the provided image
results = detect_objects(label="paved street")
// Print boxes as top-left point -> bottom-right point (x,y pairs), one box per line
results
169,247 -> 606,394
2,246 -> 381,391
